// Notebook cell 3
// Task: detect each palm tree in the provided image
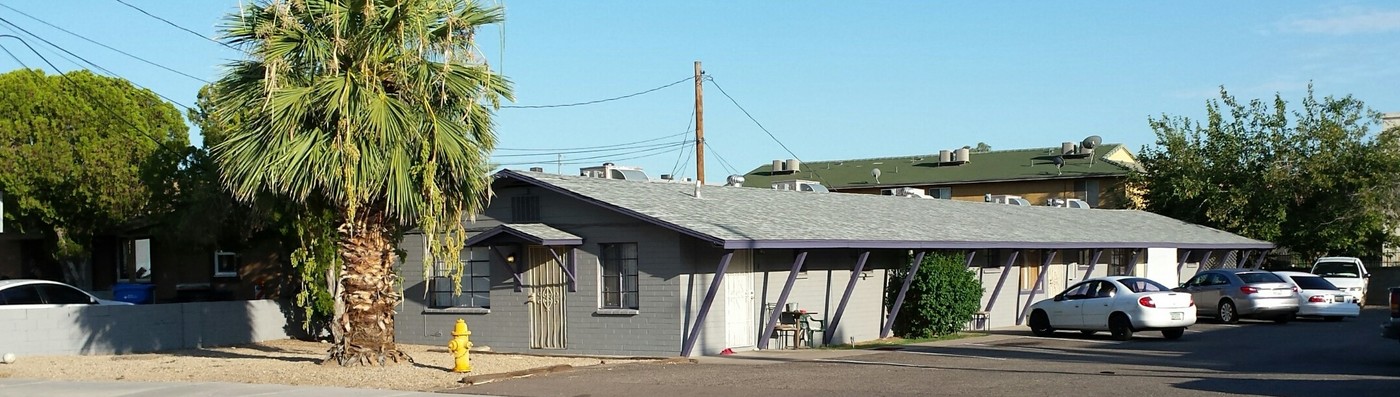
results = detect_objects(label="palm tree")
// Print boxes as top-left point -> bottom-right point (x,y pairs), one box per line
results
211,0 -> 511,366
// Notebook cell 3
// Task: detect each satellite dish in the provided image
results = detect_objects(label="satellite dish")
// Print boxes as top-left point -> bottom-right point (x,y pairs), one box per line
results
871,168 -> 882,184
1051,156 -> 1064,175
1082,135 -> 1102,149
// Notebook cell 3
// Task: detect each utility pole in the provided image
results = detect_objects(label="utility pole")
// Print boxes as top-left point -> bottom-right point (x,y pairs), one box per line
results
694,60 -> 705,184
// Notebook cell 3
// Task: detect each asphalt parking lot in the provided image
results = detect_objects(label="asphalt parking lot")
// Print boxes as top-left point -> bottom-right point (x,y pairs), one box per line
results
453,308 -> 1400,397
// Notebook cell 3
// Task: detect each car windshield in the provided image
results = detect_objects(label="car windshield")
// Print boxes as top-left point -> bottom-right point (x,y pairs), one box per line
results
1289,275 -> 1339,290
1117,278 -> 1169,293
1238,272 -> 1284,284
1313,262 -> 1360,278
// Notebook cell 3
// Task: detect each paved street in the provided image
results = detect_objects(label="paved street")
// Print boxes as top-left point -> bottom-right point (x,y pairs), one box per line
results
453,308 -> 1400,397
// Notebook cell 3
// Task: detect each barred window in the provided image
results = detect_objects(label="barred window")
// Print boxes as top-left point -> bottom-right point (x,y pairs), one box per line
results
511,196 -> 540,222
429,247 -> 491,309
600,243 -> 639,309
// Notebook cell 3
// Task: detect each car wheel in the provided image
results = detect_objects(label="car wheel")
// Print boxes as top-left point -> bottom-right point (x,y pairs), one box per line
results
1029,310 -> 1054,337
1323,316 -> 1344,322
1079,330 -> 1097,336
1218,300 -> 1239,324
1272,313 -> 1294,324
1161,327 -> 1185,340
1109,314 -> 1134,341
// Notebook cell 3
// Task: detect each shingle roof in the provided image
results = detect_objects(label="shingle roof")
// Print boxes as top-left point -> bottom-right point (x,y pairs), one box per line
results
740,144 -> 1138,190
498,169 -> 1272,250
465,223 -> 583,247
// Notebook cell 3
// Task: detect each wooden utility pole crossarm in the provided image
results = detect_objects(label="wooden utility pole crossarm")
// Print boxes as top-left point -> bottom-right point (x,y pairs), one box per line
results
694,60 -> 705,183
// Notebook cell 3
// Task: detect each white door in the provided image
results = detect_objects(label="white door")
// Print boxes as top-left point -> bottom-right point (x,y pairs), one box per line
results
724,251 -> 755,348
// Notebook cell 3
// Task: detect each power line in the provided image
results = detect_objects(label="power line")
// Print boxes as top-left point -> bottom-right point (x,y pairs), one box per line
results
706,76 -> 822,183
670,109 -> 697,178
0,17 -> 194,110
496,130 -> 689,151
493,140 -> 689,166
0,35 -> 186,158
491,140 -> 684,158
502,76 -> 692,109
703,141 -> 741,176
113,0 -> 241,52
0,3 -> 211,84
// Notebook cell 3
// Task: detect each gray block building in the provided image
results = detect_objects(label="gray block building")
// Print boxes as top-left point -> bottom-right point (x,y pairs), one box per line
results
394,169 -> 1272,357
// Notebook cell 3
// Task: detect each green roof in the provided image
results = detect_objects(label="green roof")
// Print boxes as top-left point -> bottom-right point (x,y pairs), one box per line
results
741,144 -> 1137,190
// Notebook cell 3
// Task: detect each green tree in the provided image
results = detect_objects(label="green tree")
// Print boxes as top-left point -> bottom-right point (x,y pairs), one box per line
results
1134,86 -> 1400,261
884,252 -> 983,339
0,68 -> 188,286
212,0 -> 512,366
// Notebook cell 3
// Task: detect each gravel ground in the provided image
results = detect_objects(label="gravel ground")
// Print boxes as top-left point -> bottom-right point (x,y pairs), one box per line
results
0,339 -> 649,392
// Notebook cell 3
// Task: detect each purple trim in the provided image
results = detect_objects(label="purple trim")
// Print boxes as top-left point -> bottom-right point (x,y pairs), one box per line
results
680,250 -> 734,357
1177,250 -> 1193,275
1018,250 -> 1057,325
464,224 -> 582,247
823,251 -> 870,345
984,250 -> 1021,312
1252,249 -> 1269,268
1128,249 -> 1142,275
964,250 -> 977,268
490,246 -> 525,292
758,251 -> 808,350
881,251 -> 926,338
722,240 -> 1273,250
568,249 -> 578,292
1237,250 -> 1251,269
547,248 -> 577,293
1082,249 -> 1103,280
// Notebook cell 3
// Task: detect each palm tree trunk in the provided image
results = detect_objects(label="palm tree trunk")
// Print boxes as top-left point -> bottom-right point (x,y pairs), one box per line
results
326,208 -> 411,366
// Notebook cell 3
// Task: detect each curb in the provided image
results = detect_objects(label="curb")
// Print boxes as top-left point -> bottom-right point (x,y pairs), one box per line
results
459,364 -> 574,386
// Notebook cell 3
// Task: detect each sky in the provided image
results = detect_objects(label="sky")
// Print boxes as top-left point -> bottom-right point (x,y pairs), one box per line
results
1,1 -> 1398,184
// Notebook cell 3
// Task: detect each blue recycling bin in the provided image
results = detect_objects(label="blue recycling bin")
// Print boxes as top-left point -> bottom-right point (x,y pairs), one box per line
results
112,282 -> 155,304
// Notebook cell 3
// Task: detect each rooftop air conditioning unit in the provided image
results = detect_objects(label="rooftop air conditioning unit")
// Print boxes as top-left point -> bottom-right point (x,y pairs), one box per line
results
1047,198 -> 1092,208
579,163 -> 648,181
772,179 -> 829,193
986,194 -> 1030,206
882,187 -> 930,198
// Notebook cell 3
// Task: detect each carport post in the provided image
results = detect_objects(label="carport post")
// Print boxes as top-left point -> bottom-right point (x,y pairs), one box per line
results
984,250 -> 1021,313
758,251 -> 808,350
1081,249 -> 1103,281
681,250 -> 734,357
824,251 -> 873,345
964,250 -> 977,268
1238,250 -> 1252,269
1252,249 -> 1270,268
1127,249 -> 1141,275
1195,250 -> 1215,275
881,251 -> 927,338
1017,250 -> 1057,325
1176,250 -> 1193,275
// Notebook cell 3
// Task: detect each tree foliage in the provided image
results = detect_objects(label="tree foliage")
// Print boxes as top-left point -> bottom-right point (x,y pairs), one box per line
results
884,252 -> 983,339
1133,86 -> 1400,261
212,0 -> 512,365
0,68 -> 188,283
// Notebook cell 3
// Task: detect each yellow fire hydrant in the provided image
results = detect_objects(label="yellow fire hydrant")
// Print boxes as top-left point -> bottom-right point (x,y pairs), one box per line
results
447,319 -> 473,372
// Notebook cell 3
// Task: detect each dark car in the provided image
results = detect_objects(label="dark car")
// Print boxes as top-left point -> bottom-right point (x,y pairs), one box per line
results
1175,269 -> 1299,323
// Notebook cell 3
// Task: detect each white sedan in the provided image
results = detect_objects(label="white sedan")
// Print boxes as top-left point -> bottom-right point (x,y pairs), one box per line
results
1028,276 -> 1196,341
0,279 -> 133,309
1273,271 -> 1360,321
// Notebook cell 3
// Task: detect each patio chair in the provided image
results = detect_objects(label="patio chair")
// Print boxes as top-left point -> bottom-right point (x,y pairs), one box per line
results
801,313 -> 826,348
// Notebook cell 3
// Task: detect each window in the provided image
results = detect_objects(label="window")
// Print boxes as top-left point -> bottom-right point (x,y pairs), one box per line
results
511,196 -> 540,222
1074,180 -> 1100,207
39,284 -> 94,304
927,187 -> 952,200
1062,282 -> 1094,300
429,247 -> 491,309
1237,272 -> 1284,284
600,243 -> 639,309
1109,249 -> 1135,276
982,249 -> 1003,268
213,252 -> 239,278
0,285 -> 43,305
1020,264 -> 1042,292
1117,278 -> 1170,293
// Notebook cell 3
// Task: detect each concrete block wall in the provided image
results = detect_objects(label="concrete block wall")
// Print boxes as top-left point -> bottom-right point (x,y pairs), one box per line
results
0,299 -> 290,356
754,249 -> 896,348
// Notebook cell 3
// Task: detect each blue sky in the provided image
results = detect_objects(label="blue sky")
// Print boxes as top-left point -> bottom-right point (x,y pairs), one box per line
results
1,1 -> 1397,184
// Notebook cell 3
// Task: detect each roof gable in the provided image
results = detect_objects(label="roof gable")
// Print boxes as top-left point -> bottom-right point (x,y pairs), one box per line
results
495,169 -> 1269,251
741,144 -> 1137,189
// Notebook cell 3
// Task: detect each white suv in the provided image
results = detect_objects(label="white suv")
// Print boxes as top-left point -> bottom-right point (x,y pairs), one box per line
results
1310,257 -> 1370,306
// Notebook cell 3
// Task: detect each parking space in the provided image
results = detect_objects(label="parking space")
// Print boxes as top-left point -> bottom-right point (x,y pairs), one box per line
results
452,308 -> 1400,397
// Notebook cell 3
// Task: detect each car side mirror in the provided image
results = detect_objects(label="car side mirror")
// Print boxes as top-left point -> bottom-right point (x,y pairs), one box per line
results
1053,295 -> 1065,302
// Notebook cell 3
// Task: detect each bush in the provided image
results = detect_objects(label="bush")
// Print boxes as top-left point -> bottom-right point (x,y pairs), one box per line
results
884,252 -> 983,338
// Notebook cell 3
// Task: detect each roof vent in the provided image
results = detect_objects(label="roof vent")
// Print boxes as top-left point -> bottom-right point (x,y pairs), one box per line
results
579,163 -> 648,181
1048,198 -> 1092,209
528,167 -> 544,173
933,148 -> 971,166
770,159 -> 800,174
726,174 -> 745,187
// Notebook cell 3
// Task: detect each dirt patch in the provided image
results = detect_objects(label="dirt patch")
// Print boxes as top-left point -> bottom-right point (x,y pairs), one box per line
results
0,339 -> 652,392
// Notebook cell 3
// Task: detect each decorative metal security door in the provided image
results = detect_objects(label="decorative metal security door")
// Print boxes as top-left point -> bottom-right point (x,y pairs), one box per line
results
527,246 -> 567,349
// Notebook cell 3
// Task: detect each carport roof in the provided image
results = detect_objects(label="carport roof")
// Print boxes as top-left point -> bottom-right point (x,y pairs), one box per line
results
496,169 -> 1273,251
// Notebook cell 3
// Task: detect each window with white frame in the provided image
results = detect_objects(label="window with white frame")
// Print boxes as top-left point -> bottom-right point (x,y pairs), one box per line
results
600,243 -> 639,309
429,247 -> 491,309
213,251 -> 238,278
